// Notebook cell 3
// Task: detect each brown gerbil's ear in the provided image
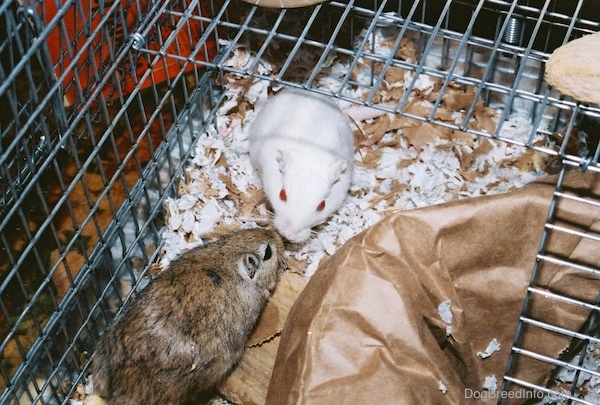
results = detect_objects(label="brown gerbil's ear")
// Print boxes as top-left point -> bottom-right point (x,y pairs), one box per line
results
237,253 -> 259,280
328,159 -> 347,184
276,149 -> 285,174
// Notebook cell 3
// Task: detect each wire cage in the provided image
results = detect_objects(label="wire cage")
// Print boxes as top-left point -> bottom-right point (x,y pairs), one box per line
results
0,0 -> 599,403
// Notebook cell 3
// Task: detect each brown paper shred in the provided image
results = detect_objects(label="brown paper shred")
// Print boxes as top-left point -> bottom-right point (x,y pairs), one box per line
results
403,122 -> 451,151
499,149 -> 548,173
474,138 -> 496,156
451,130 -> 477,146
454,144 -> 477,173
471,107 -> 498,134
218,172 -> 241,196
433,107 -> 456,123
442,88 -> 476,111
372,114 -> 392,142
404,101 -> 438,117
397,36 -> 419,61
357,147 -> 382,170
384,65 -> 408,86
389,114 -> 420,130
368,180 -> 411,209
460,169 -> 479,182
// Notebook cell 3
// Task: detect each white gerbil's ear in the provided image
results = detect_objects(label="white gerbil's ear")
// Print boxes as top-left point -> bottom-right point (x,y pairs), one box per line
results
238,253 -> 259,280
328,159 -> 347,184
276,149 -> 285,174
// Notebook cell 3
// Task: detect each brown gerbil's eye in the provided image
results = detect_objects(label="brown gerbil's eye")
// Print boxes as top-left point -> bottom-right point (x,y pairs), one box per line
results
263,244 -> 272,261
279,188 -> 287,202
316,200 -> 326,212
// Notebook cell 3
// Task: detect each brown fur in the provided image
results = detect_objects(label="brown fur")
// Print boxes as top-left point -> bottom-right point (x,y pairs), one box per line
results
90,228 -> 284,404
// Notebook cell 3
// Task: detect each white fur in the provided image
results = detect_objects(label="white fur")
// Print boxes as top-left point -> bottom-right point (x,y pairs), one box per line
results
249,88 -> 354,243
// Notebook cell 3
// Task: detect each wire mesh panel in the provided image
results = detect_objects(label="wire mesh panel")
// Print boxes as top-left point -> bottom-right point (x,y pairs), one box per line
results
0,0 -> 220,403
500,160 -> 600,404
1,0 -> 599,403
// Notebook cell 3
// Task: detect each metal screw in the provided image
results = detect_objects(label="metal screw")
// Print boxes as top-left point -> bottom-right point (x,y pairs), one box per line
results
503,17 -> 522,45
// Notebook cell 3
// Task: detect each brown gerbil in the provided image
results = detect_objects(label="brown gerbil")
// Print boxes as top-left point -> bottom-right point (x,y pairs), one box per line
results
90,228 -> 285,404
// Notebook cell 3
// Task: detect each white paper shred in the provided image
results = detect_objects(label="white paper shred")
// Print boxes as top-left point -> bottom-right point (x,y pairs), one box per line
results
555,352 -> 598,386
482,375 -> 498,393
437,300 -> 453,337
438,300 -> 453,324
477,338 -> 502,359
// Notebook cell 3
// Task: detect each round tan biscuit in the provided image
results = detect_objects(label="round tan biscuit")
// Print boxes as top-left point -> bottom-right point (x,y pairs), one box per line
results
546,31 -> 600,105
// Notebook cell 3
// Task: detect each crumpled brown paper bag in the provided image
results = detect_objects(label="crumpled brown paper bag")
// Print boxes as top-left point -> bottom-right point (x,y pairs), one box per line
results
265,170 -> 600,404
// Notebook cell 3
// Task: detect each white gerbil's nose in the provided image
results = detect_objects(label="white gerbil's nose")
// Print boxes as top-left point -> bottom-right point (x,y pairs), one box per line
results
283,229 -> 311,244
275,219 -> 311,244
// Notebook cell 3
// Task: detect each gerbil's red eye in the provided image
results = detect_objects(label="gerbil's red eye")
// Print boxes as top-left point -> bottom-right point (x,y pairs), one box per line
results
316,200 -> 326,212
279,188 -> 287,202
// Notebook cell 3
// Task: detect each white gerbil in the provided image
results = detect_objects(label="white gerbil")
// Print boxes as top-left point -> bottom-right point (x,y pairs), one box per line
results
249,88 -> 354,243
